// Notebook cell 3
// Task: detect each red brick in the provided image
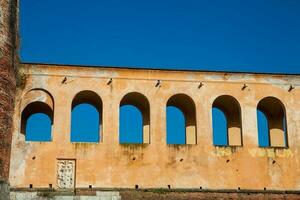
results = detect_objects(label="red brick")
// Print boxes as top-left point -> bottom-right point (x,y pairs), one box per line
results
0,0 -> 18,181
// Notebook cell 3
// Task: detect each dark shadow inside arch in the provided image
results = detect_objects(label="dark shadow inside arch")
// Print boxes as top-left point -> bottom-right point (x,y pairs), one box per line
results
21,101 -> 53,142
257,97 -> 287,147
21,89 -> 54,142
166,94 -> 196,145
119,92 -> 150,144
212,95 -> 242,146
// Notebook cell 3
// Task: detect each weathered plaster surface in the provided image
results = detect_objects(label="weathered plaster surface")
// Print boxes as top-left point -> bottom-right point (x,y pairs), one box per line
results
9,63 -> 300,191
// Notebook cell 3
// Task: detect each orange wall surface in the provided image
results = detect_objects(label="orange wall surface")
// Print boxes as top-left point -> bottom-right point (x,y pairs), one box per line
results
9,63 -> 300,190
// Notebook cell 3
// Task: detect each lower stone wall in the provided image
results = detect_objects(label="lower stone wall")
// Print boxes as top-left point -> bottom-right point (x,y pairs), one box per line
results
0,179 -> 10,200
8,189 -> 300,200
10,191 -> 121,200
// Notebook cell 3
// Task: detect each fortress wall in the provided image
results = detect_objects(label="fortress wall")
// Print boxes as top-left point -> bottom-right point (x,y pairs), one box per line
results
9,63 -> 300,191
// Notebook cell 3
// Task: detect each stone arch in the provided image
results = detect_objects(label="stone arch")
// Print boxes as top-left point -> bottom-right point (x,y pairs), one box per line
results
20,89 -> 54,140
166,93 -> 196,144
72,90 -> 102,112
257,96 -> 287,147
119,92 -> 150,144
21,88 -> 54,112
212,95 -> 242,146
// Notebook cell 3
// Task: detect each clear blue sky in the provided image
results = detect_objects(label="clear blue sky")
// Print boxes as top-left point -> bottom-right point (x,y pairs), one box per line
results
21,0 -> 300,73
22,1 -> 298,144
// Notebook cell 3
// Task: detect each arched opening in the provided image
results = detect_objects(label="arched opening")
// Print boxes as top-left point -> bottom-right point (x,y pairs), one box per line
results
21,89 -> 54,142
119,92 -> 150,144
212,95 -> 242,146
71,90 -> 102,143
166,94 -> 196,144
212,107 -> 227,146
257,110 -> 269,147
257,97 -> 287,147
167,106 -> 186,144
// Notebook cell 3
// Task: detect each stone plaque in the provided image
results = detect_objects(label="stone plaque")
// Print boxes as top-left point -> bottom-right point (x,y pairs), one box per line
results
57,159 -> 75,189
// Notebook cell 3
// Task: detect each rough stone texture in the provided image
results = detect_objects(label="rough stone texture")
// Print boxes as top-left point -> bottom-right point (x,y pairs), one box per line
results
0,0 -> 18,199
0,0 -> 18,180
57,160 -> 76,189
0,179 -> 10,200
10,191 -> 121,200
120,190 -> 300,200
9,189 -> 300,200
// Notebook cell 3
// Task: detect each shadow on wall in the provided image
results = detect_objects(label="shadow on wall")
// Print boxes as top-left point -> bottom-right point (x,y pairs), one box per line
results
257,96 -> 288,148
212,95 -> 242,147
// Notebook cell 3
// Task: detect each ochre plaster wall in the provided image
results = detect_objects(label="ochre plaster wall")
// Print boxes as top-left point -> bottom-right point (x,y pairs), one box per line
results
9,63 -> 300,191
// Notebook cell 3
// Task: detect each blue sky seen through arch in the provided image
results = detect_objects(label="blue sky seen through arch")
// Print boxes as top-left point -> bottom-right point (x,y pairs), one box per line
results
167,106 -> 186,144
257,110 -> 269,147
71,103 -> 100,143
25,113 -> 52,141
120,105 -> 143,144
212,107 -> 228,146
25,104 -> 272,145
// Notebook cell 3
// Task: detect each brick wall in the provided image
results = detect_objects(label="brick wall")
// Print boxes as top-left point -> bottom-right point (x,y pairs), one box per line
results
8,189 -> 300,200
120,190 -> 300,200
0,0 -> 18,181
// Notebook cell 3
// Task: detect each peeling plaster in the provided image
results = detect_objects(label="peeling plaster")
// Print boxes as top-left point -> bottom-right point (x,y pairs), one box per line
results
249,148 -> 293,158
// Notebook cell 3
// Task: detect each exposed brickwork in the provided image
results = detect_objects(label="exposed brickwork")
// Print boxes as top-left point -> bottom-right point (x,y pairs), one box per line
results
0,0 -> 18,181
9,189 -> 300,199
120,190 -> 300,200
